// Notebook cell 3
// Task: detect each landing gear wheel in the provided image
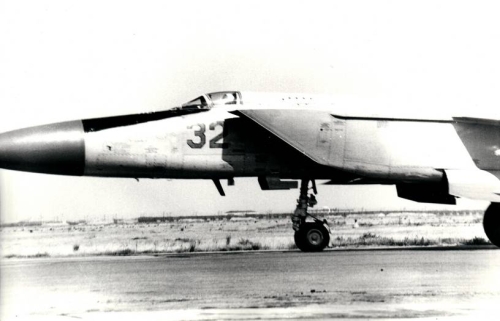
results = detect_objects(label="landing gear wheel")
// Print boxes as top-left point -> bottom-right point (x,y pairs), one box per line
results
483,203 -> 500,247
294,230 -> 307,251
294,222 -> 330,252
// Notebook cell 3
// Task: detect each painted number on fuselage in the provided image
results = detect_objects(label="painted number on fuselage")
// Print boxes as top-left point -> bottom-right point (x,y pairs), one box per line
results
187,121 -> 228,149
187,124 -> 206,148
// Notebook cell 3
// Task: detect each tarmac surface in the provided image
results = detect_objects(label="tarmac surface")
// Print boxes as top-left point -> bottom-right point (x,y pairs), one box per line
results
1,248 -> 500,320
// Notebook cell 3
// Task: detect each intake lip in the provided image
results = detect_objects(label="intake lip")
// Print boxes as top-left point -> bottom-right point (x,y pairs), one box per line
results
0,120 -> 85,175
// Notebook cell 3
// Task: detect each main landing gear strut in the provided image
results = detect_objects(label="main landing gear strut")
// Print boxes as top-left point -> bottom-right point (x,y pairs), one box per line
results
292,179 -> 330,252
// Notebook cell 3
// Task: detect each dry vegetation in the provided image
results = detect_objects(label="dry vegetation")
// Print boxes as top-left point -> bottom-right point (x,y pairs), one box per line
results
0,211 -> 490,258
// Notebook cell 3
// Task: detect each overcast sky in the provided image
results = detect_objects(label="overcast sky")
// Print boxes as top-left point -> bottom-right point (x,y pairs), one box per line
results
1,0 -> 498,223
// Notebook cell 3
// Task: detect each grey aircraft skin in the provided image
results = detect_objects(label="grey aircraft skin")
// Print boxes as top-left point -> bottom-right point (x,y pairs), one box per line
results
1,91 -> 499,251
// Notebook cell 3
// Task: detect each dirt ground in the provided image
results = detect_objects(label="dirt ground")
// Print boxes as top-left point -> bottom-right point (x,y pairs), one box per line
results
0,211 -> 488,258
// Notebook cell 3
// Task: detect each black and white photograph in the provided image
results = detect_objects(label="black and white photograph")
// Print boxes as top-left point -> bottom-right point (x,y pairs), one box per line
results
1,1 -> 499,320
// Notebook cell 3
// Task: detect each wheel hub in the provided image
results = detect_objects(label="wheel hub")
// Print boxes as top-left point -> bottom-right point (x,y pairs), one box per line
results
307,229 -> 323,245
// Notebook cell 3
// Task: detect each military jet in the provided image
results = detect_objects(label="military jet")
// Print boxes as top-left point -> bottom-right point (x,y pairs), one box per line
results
1,91 -> 499,251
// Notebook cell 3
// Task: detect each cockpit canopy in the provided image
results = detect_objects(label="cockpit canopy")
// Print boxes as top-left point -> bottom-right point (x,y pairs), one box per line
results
181,91 -> 241,110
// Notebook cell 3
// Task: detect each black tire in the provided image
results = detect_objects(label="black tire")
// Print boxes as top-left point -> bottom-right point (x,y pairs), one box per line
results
483,203 -> 500,247
294,229 -> 307,251
294,222 -> 330,252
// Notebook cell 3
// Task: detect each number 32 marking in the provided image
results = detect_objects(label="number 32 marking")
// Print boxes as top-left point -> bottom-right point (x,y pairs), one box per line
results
187,121 -> 228,149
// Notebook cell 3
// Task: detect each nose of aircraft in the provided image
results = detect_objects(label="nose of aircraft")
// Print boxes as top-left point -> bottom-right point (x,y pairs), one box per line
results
0,120 -> 85,175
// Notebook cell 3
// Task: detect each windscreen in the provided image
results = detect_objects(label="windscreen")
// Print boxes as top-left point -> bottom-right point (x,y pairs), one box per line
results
181,92 -> 241,111
181,96 -> 209,109
208,92 -> 240,105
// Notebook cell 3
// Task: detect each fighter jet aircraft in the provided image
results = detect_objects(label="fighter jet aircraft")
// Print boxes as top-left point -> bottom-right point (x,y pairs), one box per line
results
1,91 -> 499,251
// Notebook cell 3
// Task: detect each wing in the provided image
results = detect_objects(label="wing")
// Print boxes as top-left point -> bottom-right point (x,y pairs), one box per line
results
235,109 -> 500,202
235,109 -> 474,177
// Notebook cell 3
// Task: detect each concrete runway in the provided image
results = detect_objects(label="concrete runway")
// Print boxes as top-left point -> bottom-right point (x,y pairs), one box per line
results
1,248 -> 500,320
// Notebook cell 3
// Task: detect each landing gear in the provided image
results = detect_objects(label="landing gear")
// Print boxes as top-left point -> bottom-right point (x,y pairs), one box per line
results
292,179 -> 330,252
483,203 -> 500,247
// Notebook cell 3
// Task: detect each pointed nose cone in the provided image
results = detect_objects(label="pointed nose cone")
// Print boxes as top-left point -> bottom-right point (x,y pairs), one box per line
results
0,120 -> 85,175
